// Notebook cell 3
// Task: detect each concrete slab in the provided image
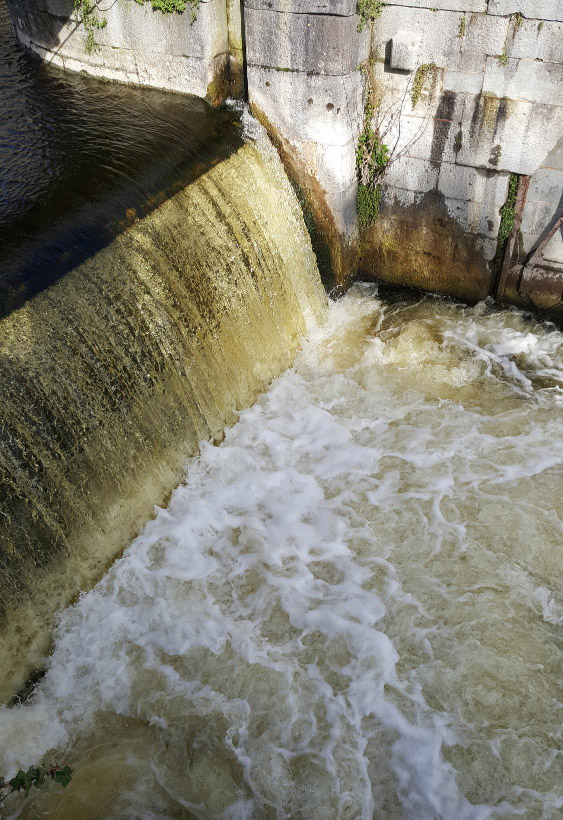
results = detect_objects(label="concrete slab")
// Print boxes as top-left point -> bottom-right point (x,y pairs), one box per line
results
483,57 -> 563,107
244,0 -> 357,15
245,7 -> 365,75
488,1 -> 563,23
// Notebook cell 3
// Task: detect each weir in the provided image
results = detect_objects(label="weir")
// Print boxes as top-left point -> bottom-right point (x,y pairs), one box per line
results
0,118 -> 325,701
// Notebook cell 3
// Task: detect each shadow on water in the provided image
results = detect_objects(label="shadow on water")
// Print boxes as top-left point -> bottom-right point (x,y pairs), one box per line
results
0,0 -> 244,319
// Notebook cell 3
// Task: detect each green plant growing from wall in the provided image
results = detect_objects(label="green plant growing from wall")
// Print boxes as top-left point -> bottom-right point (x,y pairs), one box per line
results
496,172 -> 519,253
355,59 -> 437,229
457,14 -> 466,38
143,0 -> 201,24
411,62 -> 437,108
356,0 -> 384,33
498,44 -> 508,66
357,182 -> 383,229
356,68 -> 389,228
78,0 -> 201,51
74,0 -> 107,54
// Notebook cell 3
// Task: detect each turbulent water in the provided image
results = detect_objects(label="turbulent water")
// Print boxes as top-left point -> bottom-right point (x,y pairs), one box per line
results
1,287 -> 561,819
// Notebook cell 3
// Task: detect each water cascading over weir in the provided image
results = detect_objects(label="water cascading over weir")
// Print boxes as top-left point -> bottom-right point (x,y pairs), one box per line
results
0,111 -> 325,701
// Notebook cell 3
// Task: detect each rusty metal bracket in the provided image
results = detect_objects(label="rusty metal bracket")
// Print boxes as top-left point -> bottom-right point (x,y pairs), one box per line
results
494,175 -> 530,303
518,215 -> 563,296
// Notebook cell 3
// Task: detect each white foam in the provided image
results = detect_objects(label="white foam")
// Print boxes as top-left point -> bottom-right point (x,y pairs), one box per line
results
1,288 -> 562,819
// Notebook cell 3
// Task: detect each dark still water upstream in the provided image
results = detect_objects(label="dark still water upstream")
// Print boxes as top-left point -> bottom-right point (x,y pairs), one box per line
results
0,0 -> 241,317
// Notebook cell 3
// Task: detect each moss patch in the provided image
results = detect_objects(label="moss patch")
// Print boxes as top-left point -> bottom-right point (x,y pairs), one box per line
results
411,63 -> 437,108
357,183 -> 383,230
356,0 -> 384,33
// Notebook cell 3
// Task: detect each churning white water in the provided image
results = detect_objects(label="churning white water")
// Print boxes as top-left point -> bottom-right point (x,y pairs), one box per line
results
1,286 -> 562,820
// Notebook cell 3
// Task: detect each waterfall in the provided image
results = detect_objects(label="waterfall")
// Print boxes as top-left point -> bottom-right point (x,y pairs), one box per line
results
0,120 -> 326,702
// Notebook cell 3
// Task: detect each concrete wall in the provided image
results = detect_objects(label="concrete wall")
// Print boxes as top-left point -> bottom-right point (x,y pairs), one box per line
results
243,0 -> 369,290
6,0 -> 233,103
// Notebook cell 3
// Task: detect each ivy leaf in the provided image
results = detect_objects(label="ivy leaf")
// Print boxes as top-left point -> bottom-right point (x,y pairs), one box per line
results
33,768 -> 47,788
9,769 -> 34,793
53,766 -> 73,789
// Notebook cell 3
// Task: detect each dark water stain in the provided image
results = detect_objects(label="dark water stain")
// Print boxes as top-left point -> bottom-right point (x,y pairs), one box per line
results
430,92 -> 456,163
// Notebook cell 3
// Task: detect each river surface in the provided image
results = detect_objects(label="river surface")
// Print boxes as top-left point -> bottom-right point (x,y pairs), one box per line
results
1,287 -> 561,819
0,0 -> 240,318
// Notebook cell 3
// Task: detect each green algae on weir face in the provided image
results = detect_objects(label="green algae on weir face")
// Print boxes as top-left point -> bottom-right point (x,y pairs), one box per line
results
0,123 -> 325,704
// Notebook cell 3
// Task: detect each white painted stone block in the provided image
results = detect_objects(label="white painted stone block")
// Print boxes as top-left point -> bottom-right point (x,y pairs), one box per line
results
457,94 -> 563,176
523,230 -> 563,264
379,91 -> 465,164
542,137 -> 563,168
520,201 -> 560,235
508,20 -> 563,63
444,197 -> 474,232
245,8 -> 364,75
97,0 -> 228,60
445,197 -> 501,238
438,162 -> 488,201
369,60 -> 444,120
244,0 -> 357,15
450,52 -> 487,73
483,57 -> 563,107
384,155 -> 439,192
443,68 -> 483,95
544,232 -> 563,264
247,66 -> 363,147
371,7 -> 462,68
527,168 -> 563,206
462,12 -> 509,56
390,30 -> 422,72
381,186 -> 419,211
381,0 -> 486,10
488,1 -> 563,23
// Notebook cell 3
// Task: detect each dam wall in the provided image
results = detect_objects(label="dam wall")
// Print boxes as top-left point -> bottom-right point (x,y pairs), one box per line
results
6,0 -> 563,307
0,125 -> 325,701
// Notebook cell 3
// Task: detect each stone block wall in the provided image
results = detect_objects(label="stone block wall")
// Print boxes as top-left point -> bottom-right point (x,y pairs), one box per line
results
498,136 -> 563,315
360,2 -> 563,311
243,0 -> 369,290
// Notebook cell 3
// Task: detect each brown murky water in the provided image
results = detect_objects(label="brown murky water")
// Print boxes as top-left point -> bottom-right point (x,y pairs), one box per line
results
1,288 -> 562,819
